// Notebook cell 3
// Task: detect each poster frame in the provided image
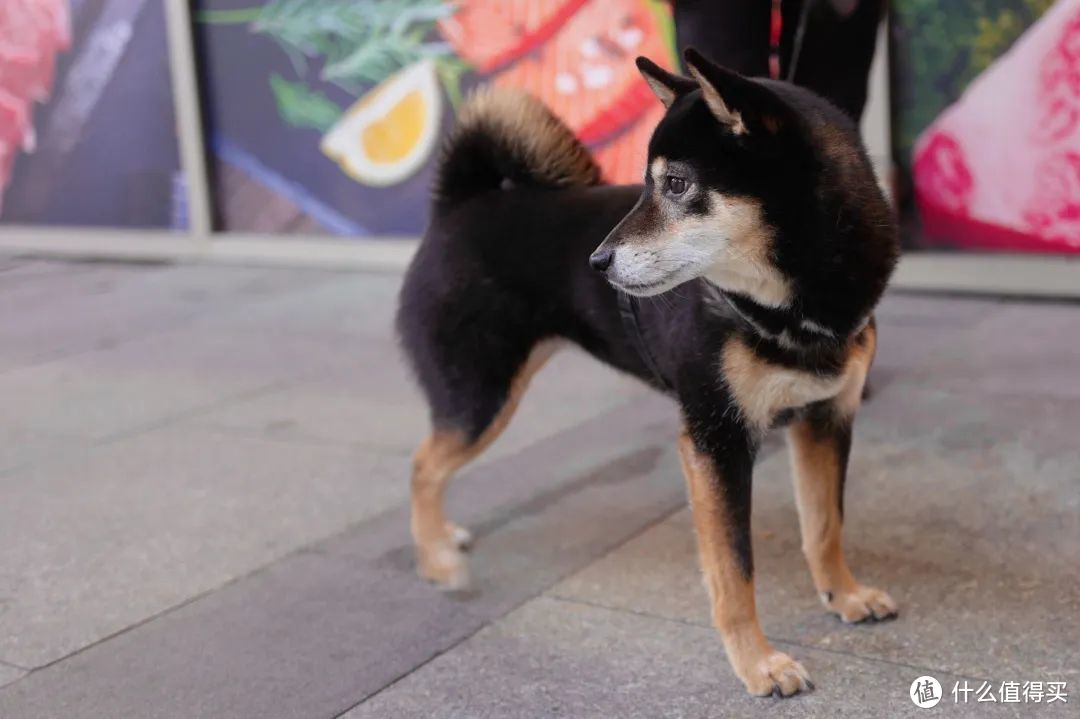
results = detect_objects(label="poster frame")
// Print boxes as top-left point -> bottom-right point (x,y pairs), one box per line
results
0,0 -> 1073,298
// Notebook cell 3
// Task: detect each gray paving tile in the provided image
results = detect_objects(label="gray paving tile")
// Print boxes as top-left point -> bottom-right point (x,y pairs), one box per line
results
0,260 -> 149,306
858,382 -> 1080,462
345,596 -> 1008,719
869,293 -> 1002,391
0,263 -> 334,371
0,664 -> 24,689
192,272 -> 404,340
895,302 -> 1080,399
187,346 -> 649,462
869,323 -> 958,392
875,292 -> 1002,328
0,322 -> 364,440
0,427 -> 406,668
0,425 -> 87,474
0,259 -> 107,307
0,396 -> 689,719
0,257 -> 66,277
552,384 -> 1080,682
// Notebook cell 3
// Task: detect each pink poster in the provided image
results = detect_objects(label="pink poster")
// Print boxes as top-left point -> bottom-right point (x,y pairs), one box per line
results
914,0 -> 1080,253
894,0 -> 1080,254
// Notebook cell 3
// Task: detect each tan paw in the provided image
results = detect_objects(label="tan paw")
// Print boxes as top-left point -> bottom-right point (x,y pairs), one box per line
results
445,522 -> 473,551
742,651 -> 814,698
824,585 -> 898,623
416,541 -> 469,591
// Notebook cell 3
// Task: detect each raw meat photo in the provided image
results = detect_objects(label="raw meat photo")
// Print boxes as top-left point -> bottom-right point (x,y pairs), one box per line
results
0,0 -> 71,213
195,0 -> 678,236
0,0 -> 184,229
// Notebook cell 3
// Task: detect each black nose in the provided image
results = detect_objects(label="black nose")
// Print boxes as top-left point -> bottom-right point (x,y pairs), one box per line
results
589,247 -> 614,272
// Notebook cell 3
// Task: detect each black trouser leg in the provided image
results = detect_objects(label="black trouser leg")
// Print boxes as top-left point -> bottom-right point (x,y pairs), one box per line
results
671,0 -> 884,122
780,0 -> 884,120
670,0 -> 772,77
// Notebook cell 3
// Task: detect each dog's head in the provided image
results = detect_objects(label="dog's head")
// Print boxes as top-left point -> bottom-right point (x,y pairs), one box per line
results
590,49 -> 821,306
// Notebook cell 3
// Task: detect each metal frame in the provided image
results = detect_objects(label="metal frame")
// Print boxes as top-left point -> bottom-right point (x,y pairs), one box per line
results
164,0 -> 213,239
0,2 -> 1076,298
0,226 -> 417,270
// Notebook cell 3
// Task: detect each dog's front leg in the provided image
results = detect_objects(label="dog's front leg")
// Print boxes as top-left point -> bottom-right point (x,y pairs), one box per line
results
677,429 -> 812,698
787,404 -> 898,623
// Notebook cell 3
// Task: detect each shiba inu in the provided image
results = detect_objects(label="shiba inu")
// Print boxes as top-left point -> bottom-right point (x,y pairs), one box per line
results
396,48 -> 899,697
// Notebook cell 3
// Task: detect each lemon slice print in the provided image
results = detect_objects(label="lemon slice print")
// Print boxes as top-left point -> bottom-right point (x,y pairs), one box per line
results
320,60 -> 442,187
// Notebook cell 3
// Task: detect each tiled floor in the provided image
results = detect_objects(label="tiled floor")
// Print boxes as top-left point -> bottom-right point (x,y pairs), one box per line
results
0,258 -> 1076,718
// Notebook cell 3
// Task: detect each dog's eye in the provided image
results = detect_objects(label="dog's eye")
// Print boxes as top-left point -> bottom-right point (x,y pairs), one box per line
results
666,176 -> 687,196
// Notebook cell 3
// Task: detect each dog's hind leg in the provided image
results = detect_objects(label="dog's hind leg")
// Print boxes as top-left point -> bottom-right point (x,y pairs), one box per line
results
410,340 -> 558,590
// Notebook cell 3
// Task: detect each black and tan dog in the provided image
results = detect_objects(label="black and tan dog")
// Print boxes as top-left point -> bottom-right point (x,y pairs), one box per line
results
396,48 -> 899,697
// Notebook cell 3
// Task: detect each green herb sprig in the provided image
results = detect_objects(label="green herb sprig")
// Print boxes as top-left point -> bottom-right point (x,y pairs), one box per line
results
199,0 -> 461,91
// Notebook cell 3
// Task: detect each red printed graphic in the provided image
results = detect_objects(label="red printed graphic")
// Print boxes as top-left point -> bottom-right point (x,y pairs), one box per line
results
913,132 -> 973,215
1024,151 -> 1080,247
0,0 -> 71,211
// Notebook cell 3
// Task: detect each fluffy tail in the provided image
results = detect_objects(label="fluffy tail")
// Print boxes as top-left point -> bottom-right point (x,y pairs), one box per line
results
433,87 -> 601,214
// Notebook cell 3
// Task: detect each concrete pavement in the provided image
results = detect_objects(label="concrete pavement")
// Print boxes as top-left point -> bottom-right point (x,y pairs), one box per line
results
0,257 -> 1076,717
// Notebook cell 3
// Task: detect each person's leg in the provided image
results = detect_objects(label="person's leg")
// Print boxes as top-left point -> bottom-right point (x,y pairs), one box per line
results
670,0 -> 771,77
780,0 -> 884,120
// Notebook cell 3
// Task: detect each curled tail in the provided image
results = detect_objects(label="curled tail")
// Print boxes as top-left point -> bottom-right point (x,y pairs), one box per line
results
433,87 -> 601,214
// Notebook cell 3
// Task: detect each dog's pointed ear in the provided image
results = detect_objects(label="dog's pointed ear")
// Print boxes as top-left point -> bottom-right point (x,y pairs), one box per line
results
683,48 -> 788,136
636,56 -> 696,108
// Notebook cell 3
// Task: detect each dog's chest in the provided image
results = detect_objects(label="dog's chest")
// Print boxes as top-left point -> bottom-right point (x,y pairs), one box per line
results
719,337 -> 859,430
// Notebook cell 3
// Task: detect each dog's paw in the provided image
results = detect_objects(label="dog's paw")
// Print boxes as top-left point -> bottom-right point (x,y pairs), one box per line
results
742,651 -> 814,698
416,541 -> 470,591
445,522 -> 473,551
824,585 -> 898,623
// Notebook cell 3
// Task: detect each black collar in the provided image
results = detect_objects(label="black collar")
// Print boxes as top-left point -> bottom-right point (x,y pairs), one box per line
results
715,288 -> 866,348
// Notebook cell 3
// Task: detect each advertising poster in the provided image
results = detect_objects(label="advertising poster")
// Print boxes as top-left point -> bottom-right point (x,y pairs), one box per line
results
892,0 -> 1080,254
194,0 -> 678,236
0,0 -> 184,229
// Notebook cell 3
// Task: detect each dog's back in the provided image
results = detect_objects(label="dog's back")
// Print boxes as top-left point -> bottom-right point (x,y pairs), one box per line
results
396,89 -> 654,446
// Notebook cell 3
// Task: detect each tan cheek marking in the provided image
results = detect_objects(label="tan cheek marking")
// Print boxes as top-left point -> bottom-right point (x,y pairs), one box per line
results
721,337 -> 853,431
723,196 -> 772,265
704,194 -> 792,308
